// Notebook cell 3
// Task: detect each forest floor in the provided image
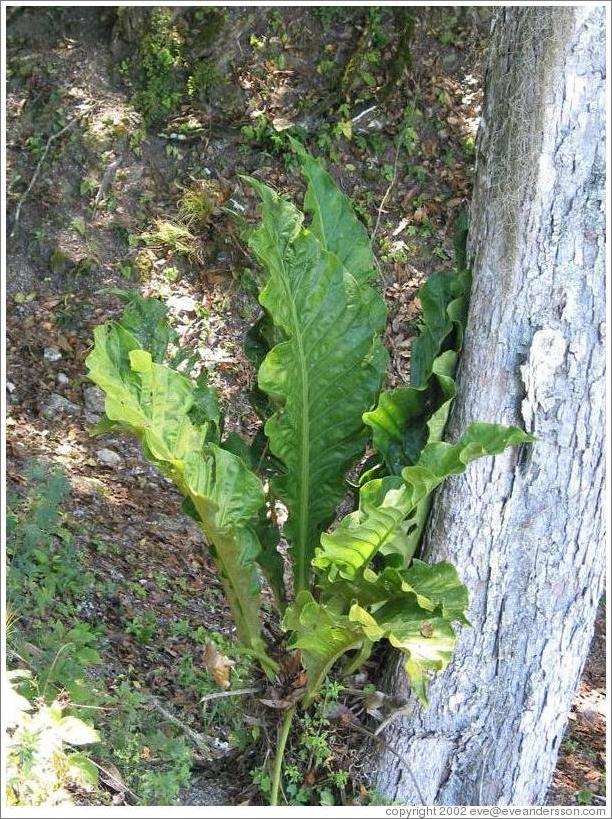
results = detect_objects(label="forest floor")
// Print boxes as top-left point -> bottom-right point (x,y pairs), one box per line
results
5,6 -> 606,808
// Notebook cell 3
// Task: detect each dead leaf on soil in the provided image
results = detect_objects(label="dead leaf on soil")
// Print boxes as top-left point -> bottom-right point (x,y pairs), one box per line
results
259,686 -> 306,710
202,642 -> 235,690
94,758 -> 128,794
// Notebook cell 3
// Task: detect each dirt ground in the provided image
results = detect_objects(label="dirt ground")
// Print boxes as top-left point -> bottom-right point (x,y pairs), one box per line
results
4,5 -> 606,808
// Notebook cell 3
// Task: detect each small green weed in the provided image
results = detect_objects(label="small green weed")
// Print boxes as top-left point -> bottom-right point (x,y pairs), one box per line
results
7,461 -> 92,615
6,461 -> 195,805
6,670 -> 101,806
104,681 -> 192,805
122,9 -> 185,125
125,611 -> 158,643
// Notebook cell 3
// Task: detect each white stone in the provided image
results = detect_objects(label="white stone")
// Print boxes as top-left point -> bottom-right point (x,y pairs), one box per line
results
96,448 -> 123,467
43,346 -> 62,362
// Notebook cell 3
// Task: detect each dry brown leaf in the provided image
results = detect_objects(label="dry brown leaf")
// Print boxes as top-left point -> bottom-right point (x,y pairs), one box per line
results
202,642 -> 235,689
412,206 -> 428,224
55,334 -> 74,353
95,759 -> 128,794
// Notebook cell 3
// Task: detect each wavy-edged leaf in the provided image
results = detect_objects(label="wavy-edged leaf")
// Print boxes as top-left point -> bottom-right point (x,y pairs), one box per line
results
85,322 -> 276,673
243,145 -> 377,425
362,352 -> 457,564
320,559 -> 468,619
398,559 -> 469,623
246,177 -> 387,593
283,591 -> 365,706
362,270 -> 469,479
314,423 -> 534,581
349,599 -> 457,706
410,270 -> 470,388
327,561 -> 469,705
362,270 -> 470,559
288,560 -> 469,705
363,350 -> 458,475
363,270 -> 470,476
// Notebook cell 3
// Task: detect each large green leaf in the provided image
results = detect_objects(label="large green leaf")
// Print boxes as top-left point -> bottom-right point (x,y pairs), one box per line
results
319,559 -> 468,620
364,270 -> 470,474
363,350 -> 458,475
85,321 -> 276,673
99,288 -> 178,363
293,140 -> 377,286
283,591 -> 365,706
247,178 -> 388,593
287,560 -> 470,706
349,599 -> 458,706
362,270 -> 470,560
410,270 -> 469,388
314,423 -> 534,582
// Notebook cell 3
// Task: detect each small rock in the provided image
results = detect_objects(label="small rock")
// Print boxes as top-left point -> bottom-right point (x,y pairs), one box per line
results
85,411 -> 102,425
56,372 -> 70,385
6,381 -> 16,393
40,393 -> 82,420
43,346 -> 62,362
83,385 -> 106,414
96,448 -> 123,468
167,295 -> 197,314
153,514 -> 185,533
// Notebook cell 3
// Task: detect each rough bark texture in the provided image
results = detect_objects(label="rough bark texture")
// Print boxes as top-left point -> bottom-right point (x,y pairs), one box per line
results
373,6 -> 605,806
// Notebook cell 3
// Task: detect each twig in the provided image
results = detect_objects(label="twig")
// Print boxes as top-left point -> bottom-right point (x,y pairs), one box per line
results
199,686 -> 259,703
149,697 -> 212,753
351,104 -> 377,125
68,750 -> 140,803
92,155 -> 123,217
371,134 -> 403,249
10,106 -> 94,237
374,702 -> 413,737
349,721 -> 427,805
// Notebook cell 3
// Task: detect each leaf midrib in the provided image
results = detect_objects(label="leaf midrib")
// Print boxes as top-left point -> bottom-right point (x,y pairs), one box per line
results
277,254 -> 311,594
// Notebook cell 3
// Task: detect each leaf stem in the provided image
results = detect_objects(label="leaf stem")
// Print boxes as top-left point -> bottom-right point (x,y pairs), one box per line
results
270,705 -> 296,806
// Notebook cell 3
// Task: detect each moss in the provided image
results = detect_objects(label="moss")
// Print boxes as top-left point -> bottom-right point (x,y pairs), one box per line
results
121,9 -> 185,125
479,8 -> 574,271
188,7 -> 227,51
133,247 -> 156,279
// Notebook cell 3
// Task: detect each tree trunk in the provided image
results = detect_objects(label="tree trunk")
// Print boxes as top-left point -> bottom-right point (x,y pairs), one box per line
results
374,6 -> 605,805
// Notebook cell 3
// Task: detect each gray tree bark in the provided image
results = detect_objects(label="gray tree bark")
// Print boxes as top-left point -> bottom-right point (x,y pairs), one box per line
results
373,6 -> 605,806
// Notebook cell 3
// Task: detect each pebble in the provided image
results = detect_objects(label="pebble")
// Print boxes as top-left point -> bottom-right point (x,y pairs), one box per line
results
39,393 -> 82,420
96,448 -> 123,468
56,372 -> 70,385
43,346 -> 62,362
83,385 -> 106,414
